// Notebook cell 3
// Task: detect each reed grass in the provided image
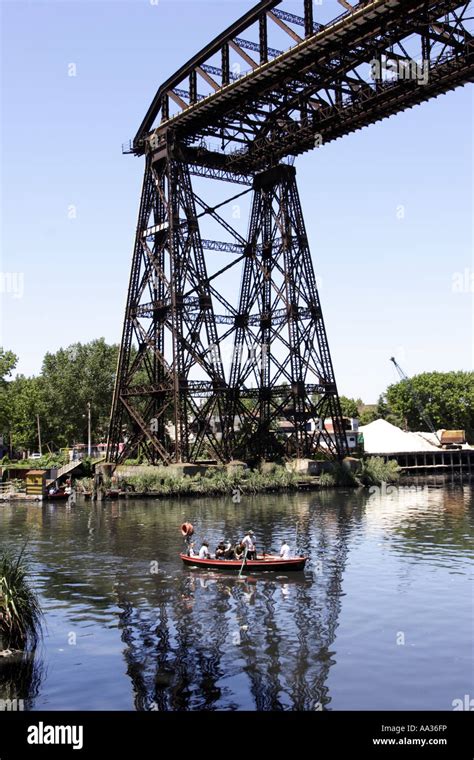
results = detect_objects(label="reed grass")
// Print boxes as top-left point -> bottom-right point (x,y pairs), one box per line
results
0,547 -> 42,652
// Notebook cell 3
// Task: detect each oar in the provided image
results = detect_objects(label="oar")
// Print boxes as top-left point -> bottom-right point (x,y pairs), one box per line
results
238,546 -> 248,577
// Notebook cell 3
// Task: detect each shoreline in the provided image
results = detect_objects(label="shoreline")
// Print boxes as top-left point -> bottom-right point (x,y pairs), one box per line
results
76,473 -> 471,502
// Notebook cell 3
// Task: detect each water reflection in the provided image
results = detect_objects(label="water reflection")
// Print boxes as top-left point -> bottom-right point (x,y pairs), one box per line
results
111,497 -> 363,711
365,485 -> 474,563
0,651 -> 44,709
0,486 -> 471,710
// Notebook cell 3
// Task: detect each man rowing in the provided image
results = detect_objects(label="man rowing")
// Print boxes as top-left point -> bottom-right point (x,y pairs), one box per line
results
241,530 -> 256,560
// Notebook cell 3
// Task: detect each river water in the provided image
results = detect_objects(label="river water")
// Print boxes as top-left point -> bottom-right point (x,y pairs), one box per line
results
0,485 -> 472,711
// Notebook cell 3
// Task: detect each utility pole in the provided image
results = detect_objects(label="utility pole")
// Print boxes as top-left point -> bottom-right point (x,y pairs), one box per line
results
87,402 -> 91,457
36,415 -> 42,456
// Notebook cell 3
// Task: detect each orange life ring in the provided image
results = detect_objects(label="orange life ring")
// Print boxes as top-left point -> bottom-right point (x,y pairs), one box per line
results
181,522 -> 194,537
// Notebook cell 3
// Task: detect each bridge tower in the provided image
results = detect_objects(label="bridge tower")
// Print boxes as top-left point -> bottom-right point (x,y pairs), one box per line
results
107,0 -> 473,464
107,147 -> 347,464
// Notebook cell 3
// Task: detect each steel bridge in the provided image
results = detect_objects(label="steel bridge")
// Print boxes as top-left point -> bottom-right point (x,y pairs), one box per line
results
107,0 -> 473,465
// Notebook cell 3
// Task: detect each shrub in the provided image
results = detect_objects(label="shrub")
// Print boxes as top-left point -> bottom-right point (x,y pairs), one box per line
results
319,472 -> 336,488
24,452 -> 69,469
78,477 -> 93,492
0,548 -> 42,652
333,463 -> 359,487
360,456 -> 400,486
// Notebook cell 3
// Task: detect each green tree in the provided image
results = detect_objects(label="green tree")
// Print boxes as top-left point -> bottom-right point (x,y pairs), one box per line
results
339,396 -> 359,417
7,375 -> 44,451
40,339 -> 119,447
359,406 -> 379,425
374,393 -> 404,428
0,348 -> 19,443
382,371 -> 474,439
0,348 -> 17,380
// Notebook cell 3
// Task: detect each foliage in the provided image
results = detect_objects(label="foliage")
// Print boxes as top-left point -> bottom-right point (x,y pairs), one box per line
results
0,349 -> 19,448
0,349 -> 18,381
3,375 -> 45,451
381,371 -> 474,439
3,338 -> 472,461
318,472 -> 336,487
78,477 -> 93,493
0,547 -> 42,651
26,452 -> 69,468
339,396 -> 360,418
40,339 -> 119,447
358,406 -> 380,426
1,340 -> 119,452
375,393 -> 404,428
75,459 -> 404,494
79,465 -> 303,497
359,456 -> 400,486
333,463 -> 359,486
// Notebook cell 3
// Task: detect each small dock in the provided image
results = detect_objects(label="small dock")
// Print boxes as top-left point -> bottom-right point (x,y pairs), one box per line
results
384,449 -> 474,482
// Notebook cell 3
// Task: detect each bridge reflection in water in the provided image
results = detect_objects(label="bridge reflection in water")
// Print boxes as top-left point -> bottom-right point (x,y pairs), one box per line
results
116,497 -> 361,711
0,487 -> 471,710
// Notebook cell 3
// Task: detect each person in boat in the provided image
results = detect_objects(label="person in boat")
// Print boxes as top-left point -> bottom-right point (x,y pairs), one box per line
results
280,540 -> 291,560
234,542 -> 245,560
223,540 -> 234,560
242,530 -> 256,560
199,540 -> 211,559
188,542 -> 197,558
215,540 -> 227,559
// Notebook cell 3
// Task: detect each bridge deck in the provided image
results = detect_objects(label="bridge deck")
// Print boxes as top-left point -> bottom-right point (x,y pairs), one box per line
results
131,0 -> 473,174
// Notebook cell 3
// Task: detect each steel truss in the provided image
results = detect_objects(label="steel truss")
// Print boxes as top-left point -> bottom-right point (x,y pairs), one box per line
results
108,0 -> 473,464
108,153 -> 347,463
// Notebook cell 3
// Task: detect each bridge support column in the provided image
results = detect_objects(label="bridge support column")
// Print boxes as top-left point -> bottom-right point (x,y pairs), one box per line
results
107,158 -> 348,464
226,164 -> 348,461
107,151 -> 228,465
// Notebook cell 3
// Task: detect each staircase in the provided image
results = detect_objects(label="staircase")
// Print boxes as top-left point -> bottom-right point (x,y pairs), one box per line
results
55,460 -> 83,479
46,456 -> 106,486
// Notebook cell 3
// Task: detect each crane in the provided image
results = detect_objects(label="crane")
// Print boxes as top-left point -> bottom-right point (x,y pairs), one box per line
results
389,357 -> 441,445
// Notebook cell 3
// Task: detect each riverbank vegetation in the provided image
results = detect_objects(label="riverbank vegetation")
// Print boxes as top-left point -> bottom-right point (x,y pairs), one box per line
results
0,548 -> 42,653
80,465 -> 302,497
309,457 -> 400,489
76,457 -> 400,498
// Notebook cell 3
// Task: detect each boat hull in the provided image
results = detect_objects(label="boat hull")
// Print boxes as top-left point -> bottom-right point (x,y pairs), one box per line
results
180,553 -> 307,572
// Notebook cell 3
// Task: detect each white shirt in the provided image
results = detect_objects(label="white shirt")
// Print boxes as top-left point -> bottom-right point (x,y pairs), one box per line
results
199,546 -> 209,559
280,543 -> 291,560
242,534 -> 255,551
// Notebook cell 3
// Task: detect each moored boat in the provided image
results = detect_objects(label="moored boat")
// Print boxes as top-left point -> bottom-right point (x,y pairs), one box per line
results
46,489 -> 69,500
180,553 -> 307,572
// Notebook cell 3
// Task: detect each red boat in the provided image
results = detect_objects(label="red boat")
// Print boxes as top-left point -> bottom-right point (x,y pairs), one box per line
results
180,553 -> 307,572
46,489 -> 69,500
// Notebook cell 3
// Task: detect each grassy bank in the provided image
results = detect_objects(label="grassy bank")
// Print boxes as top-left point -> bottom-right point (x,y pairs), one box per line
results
80,464 -> 302,497
75,458 -> 400,498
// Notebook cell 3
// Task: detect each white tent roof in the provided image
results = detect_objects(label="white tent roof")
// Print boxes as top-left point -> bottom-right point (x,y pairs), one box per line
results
359,419 -> 440,454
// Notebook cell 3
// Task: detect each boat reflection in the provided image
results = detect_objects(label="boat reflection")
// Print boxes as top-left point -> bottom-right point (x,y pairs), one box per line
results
116,500 -> 358,711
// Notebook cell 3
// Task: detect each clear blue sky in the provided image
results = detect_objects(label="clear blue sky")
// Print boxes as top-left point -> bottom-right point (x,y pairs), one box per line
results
1,0 -> 472,402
